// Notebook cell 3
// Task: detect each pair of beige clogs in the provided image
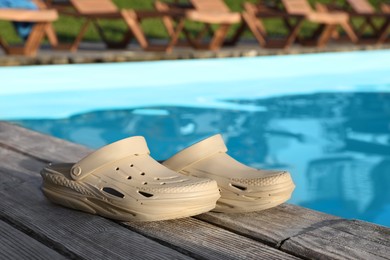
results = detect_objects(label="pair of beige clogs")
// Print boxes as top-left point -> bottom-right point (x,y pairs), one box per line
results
40,134 -> 295,221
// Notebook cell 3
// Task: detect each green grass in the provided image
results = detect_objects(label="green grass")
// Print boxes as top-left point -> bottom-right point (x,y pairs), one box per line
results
0,0 -> 385,44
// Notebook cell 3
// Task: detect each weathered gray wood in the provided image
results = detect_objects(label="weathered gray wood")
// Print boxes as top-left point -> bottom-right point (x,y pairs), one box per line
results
0,148 -> 192,260
281,219 -> 390,260
196,204 -> 340,246
0,220 -> 67,260
0,122 -> 91,163
124,218 -> 300,260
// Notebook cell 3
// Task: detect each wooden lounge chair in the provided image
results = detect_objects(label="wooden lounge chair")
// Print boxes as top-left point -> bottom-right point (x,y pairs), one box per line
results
243,0 -> 358,48
324,0 -> 389,44
155,0 -> 241,51
45,0 -> 188,52
240,1 -> 304,48
0,8 -> 58,56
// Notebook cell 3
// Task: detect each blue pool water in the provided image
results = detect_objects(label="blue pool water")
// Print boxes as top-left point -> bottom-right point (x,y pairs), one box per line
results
1,50 -> 389,227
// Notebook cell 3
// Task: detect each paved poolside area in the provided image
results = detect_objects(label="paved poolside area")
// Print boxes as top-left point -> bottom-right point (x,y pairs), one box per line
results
1,41 -> 390,66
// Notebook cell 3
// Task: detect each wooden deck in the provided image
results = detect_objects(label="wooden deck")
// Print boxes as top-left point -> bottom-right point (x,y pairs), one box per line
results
0,121 -> 389,259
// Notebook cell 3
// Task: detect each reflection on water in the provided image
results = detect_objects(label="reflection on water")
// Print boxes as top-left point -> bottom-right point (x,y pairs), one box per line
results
14,92 -> 390,227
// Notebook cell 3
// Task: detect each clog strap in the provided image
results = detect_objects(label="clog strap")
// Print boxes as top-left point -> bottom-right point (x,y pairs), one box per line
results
71,136 -> 149,181
163,134 -> 227,172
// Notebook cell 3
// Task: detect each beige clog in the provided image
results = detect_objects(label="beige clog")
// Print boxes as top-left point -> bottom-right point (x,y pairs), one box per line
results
40,136 -> 220,221
163,134 -> 295,213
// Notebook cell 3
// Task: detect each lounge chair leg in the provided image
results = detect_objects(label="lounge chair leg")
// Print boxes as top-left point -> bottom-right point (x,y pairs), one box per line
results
209,24 -> 230,50
284,18 -> 304,48
154,0 -> 176,36
225,22 -> 247,46
181,28 -> 202,48
166,18 -> 185,53
23,23 -> 46,56
242,2 -> 267,47
242,11 -> 266,47
45,24 -> 58,47
341,21 -> 358,43
366,17 -> 380,34
0,37 -> 10,54
376,20 -> 390,44
310,24 -> 326,40
243,2 -> 266,35
234,1 -> 267,47
179,24 -> 213,48
317,24 -> 336,47
356,18 -> 369,38
71,20 -> 91,52
283,18 -> 294,31
119,31 -> 134,47
121,10 -> 149,49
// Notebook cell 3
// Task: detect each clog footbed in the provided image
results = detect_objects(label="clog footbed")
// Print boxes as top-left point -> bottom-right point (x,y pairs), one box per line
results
163,134 -> 295,213
40,136 -> 220,221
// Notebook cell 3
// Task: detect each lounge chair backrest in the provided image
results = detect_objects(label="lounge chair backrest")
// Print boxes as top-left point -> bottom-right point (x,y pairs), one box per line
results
281,0 -> 312,15
70,0 -> 118,14
190,0 -> 230,13
347,0 -> 375,14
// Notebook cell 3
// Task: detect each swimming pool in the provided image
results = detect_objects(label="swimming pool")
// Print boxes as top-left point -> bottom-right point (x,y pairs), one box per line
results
1,50 -> 390,227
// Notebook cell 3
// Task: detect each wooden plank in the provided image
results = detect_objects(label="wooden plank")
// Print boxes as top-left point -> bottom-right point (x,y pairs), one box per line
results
347,0 -> 375,14
281,219 -> 390,259
197,204 -> 340,246
0,123 -> 299,259
0,9 -> 58,22
0,148 -> 191,260
70,0 -> 119,14
191,0 -> 230,13
0,122 -> 91,163
0,220 -> 67,260
124,218 -> 299,260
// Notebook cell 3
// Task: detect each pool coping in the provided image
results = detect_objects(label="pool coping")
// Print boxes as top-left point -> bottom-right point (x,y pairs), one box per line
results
1,41 -> 390,66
